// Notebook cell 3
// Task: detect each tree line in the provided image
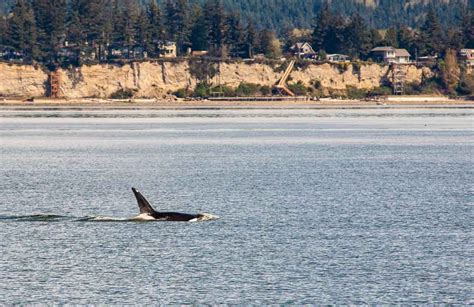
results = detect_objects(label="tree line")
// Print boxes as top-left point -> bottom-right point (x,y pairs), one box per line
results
0,0 -> 471,30
0,0 -> 284,65
309,3 -> 474,59
0,0 -> 472,66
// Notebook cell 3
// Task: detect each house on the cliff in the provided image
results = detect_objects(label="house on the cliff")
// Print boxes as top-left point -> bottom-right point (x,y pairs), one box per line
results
370,46 -> 411,64
290,42 -> 317,59
156,41 -> 177,58
191,50 -> 209,57
0,46 -> 25,62
108,44 -> 148,60
57,47 -> 79,63
459,49 -> 474,66
416,55 -> 438,66
326,54 -> 350,63
107,41 -> 177,60
57,41 -> 81,63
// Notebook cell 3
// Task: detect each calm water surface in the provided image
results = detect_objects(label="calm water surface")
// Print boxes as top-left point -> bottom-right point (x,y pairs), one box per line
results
0,108 -> 473,304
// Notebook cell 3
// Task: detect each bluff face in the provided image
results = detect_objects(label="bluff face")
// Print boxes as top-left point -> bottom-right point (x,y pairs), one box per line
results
0,60 -> 436,99
0,63 -> 48,97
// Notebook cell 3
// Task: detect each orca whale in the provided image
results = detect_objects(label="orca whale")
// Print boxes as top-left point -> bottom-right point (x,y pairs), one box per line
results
131,188 -> 213,222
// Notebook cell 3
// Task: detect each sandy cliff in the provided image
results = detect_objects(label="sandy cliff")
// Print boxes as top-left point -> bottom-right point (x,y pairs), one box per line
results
0,63 -> 48,97
0,60 -> 442,98
58,61 -> 201,98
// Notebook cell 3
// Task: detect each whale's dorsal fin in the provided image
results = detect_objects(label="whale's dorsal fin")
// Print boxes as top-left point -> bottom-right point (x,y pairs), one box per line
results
132,188 -> 157,214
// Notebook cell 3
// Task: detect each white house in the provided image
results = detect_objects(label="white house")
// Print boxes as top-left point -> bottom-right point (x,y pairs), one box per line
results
371,46 -> 411,64
290,42 -> 317,58
459,49 -> 474,66
157,41 -> 177,58
326,54 -> 350,63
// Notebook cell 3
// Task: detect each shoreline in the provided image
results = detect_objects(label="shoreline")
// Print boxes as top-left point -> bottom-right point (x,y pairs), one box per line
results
0,97 -> 473,110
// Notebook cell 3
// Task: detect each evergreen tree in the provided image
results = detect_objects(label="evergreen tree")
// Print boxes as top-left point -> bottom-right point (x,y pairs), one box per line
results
369,29 -> 383,49
446,28 -> 464,50
147,0 -> 165,43
8,0 -> 38,60
344,13 -> 371,58
88,0 -> 113,48
244,20 -> 259,58
204,0 -> 227,57
259,29 -> 281,58
225,12 -> 245,58
0,13 -> 8,46
67,0 -> 113,60
135,8 -> 152,51
420,8 -> 444,55
164,0 -> 175,39
31,0 -> 67,61
383,27 -> 398,47
323,13 -> 345,54
397,25 -> 416,56
67,0 -> 86,46
111,0 -> 124,45
1,0 -> 470,66
122,0 -> 140,52
190,5 -> 208,52
311,2 -> 331,52
0,0 -> 469,32
461,9 -> 474,48
164,0 -> 190,54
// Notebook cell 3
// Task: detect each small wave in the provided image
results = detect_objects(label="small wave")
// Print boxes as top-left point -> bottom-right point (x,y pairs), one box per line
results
0,213 -> 220,223
0,214 -> 69,222
75,216 -> 129,222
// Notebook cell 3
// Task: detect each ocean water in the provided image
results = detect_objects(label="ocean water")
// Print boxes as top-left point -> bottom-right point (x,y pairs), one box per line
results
0,107 -> 472,304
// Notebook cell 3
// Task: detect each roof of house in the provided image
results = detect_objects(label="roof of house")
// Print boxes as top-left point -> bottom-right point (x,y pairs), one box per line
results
460,49 -> 474,54
192,50 -> 208,55
395,49 -> 410,57
327,53 -> 349,57
371,46 -> 395,52
418,55 -> 438,59
152,40 -> 176,46
291,42 -> 315,51
292,42 -> 310,48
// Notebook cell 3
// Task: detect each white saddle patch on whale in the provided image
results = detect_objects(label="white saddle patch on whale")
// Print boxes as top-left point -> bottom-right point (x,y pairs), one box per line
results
131,213 -> 156,221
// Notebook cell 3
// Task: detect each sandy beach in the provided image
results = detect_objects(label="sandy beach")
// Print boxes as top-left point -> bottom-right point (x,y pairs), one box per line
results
1,96 -> 473,109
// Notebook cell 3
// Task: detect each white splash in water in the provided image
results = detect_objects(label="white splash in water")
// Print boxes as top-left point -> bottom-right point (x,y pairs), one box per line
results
89,216 -> 128,221
196,213 -> 220,221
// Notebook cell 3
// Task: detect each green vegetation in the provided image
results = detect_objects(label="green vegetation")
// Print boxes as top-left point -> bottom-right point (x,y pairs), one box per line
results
345,86 -> 367,99
110,88 -> 136,99
368,86 -> 392,97
288,82 -> 308,96
193,83 -> 209,98
173,87 -> 192,98
174,82 -> 279,98
175,74 -> 472,99
189,59 -> 219,83
457,73 -> 474,96
235,82 -> 260,96
0,0 -> 472,67
311,4 -> 473,59
0,0 -> 472,97
0,0 -> 470,31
